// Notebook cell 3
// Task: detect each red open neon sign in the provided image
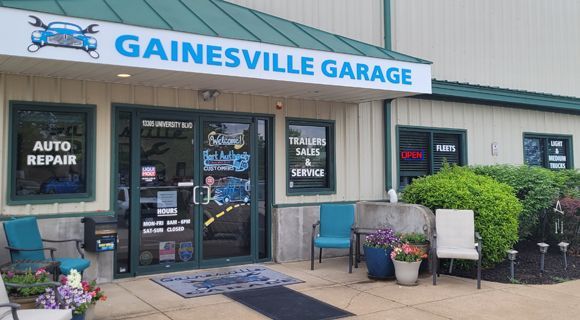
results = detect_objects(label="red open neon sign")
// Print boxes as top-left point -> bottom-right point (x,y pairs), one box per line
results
400,150 -> 425,160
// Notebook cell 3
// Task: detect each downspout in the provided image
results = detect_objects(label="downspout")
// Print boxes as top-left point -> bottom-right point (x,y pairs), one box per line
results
383,0 -> 393,190
384,0 -> 392,51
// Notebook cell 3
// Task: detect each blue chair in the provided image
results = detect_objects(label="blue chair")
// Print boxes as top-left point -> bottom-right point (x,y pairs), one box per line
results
3,217 -> 90,276
311,204 -> 355,273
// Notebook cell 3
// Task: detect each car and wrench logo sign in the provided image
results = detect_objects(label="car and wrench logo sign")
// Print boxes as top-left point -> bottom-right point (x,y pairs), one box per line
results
27,15 -> 100,59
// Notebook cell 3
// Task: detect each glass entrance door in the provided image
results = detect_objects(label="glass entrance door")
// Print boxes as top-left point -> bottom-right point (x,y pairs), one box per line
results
114,108 -> 271,277
137,116 -> 196,271
200,120 -> 253,261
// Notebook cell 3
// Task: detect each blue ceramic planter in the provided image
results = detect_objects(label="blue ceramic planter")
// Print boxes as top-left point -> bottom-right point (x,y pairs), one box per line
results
72,313 -> 85,320
363,246 -> 395,279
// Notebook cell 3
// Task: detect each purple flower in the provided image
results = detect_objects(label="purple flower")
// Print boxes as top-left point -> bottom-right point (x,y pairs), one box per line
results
364,228 -> 400,249
36,284 -> 92,315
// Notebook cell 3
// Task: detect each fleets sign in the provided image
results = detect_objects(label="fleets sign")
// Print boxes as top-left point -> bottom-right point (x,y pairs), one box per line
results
0,8 -> 431,94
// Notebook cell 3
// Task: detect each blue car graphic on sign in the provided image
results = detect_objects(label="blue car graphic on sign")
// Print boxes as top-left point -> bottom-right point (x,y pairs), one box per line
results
28,15 -> 100,59
40,177 -> 83,194
213,177 -> 250,205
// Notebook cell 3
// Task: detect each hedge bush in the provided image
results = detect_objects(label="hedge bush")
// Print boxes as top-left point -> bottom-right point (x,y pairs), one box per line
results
402,165 -> 521,267
555,169 -> 580,198
472,165 -> 561,238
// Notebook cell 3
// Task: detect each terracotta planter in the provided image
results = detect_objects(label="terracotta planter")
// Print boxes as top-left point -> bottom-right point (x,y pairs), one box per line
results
392,259 -> 421,286
9,295 -> 38,309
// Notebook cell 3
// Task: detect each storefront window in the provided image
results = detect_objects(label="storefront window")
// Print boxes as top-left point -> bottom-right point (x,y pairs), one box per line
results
287,119 -> 335,194
10,102 -> 95,202
398,127 -> 466,188
524,134 -> 572,170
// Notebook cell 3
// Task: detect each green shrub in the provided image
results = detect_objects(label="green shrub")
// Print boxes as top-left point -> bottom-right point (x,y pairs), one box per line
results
555,169 -> 580,198
402,165 -> 521,267
472,165 -> 561,238
398,232 -> 428,245
2,268 -> 51,297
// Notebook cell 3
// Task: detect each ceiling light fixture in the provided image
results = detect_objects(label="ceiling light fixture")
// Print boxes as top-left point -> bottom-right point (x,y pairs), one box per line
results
117,73 -> 131,78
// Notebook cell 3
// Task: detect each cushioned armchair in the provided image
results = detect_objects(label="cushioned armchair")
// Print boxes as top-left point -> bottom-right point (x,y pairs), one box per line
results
0,274 -> 71,320
311,204 -> 355,273
432,209 -> 483,289
3,217 -> 90,276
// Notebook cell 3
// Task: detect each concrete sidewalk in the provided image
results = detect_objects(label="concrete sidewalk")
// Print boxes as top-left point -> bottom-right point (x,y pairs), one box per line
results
94,257 -> 580,320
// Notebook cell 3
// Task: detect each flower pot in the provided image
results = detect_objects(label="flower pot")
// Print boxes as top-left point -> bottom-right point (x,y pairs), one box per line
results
392,259 -> 421,286
363,246 -> 395,279
72,313 -> 86,320
9,295 -> 38,309
85,304 -> 95,320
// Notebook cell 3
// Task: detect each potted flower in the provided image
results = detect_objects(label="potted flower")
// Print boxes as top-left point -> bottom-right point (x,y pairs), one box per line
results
2,268 -> 52,309
390,243 -> 428,286
363,228 -> 400,279
36,269 -> 106,320
83,279 -> 107,320
399,232 -> 430,273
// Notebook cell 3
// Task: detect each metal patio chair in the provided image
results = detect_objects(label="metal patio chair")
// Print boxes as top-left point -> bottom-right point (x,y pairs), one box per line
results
0,274 -> 71,320
311,204 -> 355,273
432,209 -> 483,289
3,217 -> 90,276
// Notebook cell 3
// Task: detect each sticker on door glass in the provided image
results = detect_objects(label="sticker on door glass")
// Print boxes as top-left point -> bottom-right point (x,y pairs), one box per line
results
208,131 -> 245,149
212,176 -> 251,205
159,241 -> 176,263
141,165 -> 156,182
203,150 -> 250,172
139,251 -> 153,266
156,191 -> 178,217
178,242 -> 194,262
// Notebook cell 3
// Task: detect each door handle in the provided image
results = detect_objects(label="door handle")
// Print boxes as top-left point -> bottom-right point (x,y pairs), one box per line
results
192,185 -> 199,204
202,186 -> 211,205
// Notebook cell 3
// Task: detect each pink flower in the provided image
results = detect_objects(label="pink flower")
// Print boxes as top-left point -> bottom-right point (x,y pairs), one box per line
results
35,268 -> 46,276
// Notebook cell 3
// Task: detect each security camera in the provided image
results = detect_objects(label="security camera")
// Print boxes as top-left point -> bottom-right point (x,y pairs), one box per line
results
201,90 -> 220,101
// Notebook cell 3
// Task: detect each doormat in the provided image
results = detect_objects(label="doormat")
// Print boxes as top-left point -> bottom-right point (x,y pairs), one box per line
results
150,265 -> 302,298
225,286 -> 354,320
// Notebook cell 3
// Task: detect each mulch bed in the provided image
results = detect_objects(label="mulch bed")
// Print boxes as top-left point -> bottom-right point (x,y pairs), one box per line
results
441,240 -> 579,284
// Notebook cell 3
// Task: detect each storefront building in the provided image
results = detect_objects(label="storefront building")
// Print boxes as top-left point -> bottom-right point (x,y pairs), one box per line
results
0,0 -> 578,283
0,0 -> 433,281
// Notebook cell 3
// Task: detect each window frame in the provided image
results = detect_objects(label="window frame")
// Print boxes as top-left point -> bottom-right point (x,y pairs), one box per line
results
286,118 -> 336,196
396,125 -> 468,190
522,132 -> 574,170
8,101 -> 96,204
